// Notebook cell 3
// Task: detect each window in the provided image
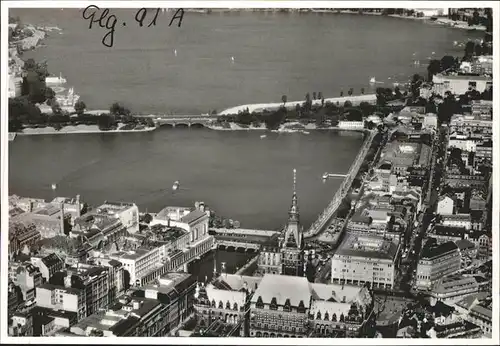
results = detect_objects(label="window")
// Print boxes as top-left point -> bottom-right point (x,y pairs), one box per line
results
256,296 -> 264,309
270,297 -> 278,310
218,301 -> 223,309
283,299 -> 291,312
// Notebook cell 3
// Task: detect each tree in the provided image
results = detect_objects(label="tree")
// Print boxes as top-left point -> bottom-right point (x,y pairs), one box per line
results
348,88 -> 353,96
312,92 -> 317,100
361,87 -> 365,95
365,121 -> 375,130
44,87 -> 56,100
143,213 -> 153,224
394,86 -> 402,99
440,55 -> 456,72
318,91 -> 323,100
464,41 -> 475,58
74,100 -> 86,115
474,43 -> 482,56
427,59 -> 441,81
340,90 -> 344,97
281,95 -> 287,107
24,58 -> 36,70
344,100 -> 352,108
110,102 -> 130,116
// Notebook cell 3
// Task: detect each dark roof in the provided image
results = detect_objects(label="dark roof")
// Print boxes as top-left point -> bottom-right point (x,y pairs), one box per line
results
109,316 -> 140,336
108,259 -> 122,268
420,241 -> 458,260
41,253 -> 63,268
31,306 -> 78,322
433,225 -> 466,238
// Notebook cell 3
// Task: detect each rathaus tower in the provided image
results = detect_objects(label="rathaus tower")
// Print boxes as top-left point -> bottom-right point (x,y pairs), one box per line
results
280,168 -> 305,277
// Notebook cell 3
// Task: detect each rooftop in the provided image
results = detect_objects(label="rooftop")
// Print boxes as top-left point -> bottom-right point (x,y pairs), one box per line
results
38,283 -> 82,296
251,274 -> 311,307
41,253 -> 63,268
420,241 -> 458,260
180,209 -> 208,224
336,233 -> 399,261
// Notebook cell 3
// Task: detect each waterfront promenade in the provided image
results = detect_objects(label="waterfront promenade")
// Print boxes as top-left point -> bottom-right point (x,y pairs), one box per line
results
304,130 -> 376,238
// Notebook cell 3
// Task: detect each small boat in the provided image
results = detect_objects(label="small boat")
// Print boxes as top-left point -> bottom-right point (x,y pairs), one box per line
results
369,77 -> 376,84
172,181 -> 180,191
260,134 -> 267,139
51,183 -> 57,190
8,133 -> 16,141
302,131 -> 310,135
231,56 -> 235,63
174,49 -> 177,57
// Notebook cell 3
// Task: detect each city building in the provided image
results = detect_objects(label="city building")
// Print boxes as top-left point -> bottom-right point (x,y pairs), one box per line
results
8,222 -> 41,255
94,201 -> 140,233
12,262 -> 43,302
436,195 -> 455,215
432,74 -> 492,97
36,283 -> 87,321
449,114 -> 492,136
72,212 -> 127,247
193,273 -> 261,336
69,296 -> 169,337
338,121 -> 365,130
331,233 -> 400,290
416,241 -> 461,291
430,225 -> 467,244
441,214 -> 472,230
109,245 -> 162,287
11,202 -> 68,238
9,312 -> 33,336
428,274 -> 479,304
30,253 -> 64,282
249,274 -> 375,338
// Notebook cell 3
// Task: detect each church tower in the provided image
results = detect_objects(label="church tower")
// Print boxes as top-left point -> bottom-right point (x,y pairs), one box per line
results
281,169 -> 305,277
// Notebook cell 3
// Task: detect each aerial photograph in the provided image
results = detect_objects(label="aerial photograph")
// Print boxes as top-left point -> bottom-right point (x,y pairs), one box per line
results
3,3 -> 496,341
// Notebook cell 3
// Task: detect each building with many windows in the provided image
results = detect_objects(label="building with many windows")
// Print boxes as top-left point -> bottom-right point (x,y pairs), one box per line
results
432,74 -> 492,97
416,241 -> 461,291
193,273 -> 261,336
36,283 -> 87,321
331,233 -> 400,290
248,274 -> 375,338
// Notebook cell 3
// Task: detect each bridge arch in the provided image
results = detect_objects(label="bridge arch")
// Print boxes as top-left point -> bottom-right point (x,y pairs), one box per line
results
175,123 -> 190,128
161,123 -> 174,128
190,123 -> 206,128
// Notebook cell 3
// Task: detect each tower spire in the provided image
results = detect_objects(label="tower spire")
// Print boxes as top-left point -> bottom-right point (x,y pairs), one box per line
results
293,168 -> 297,195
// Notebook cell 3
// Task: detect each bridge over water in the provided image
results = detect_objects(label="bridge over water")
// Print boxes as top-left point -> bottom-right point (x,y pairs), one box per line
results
304,130 -> 377,239
135,114 -> 218,128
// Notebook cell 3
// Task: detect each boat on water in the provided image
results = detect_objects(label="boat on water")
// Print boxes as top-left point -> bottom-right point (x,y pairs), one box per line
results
369,77 -> 376,84
51,183 -> 57,190
45,73 -> 67,85
8,133 -> 17,141
172,181 -> 180,191
260,134 -> 267,139
302,131 -> 310,135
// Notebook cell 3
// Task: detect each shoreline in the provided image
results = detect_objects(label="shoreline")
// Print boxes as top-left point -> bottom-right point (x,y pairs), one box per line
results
14,125 -> 157,136
218,94 -> 377,116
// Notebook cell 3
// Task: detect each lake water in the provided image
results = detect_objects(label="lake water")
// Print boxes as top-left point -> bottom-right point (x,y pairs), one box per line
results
9,129 -> 364,230
12,8 -> 480,114
9,9 -> 480,229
